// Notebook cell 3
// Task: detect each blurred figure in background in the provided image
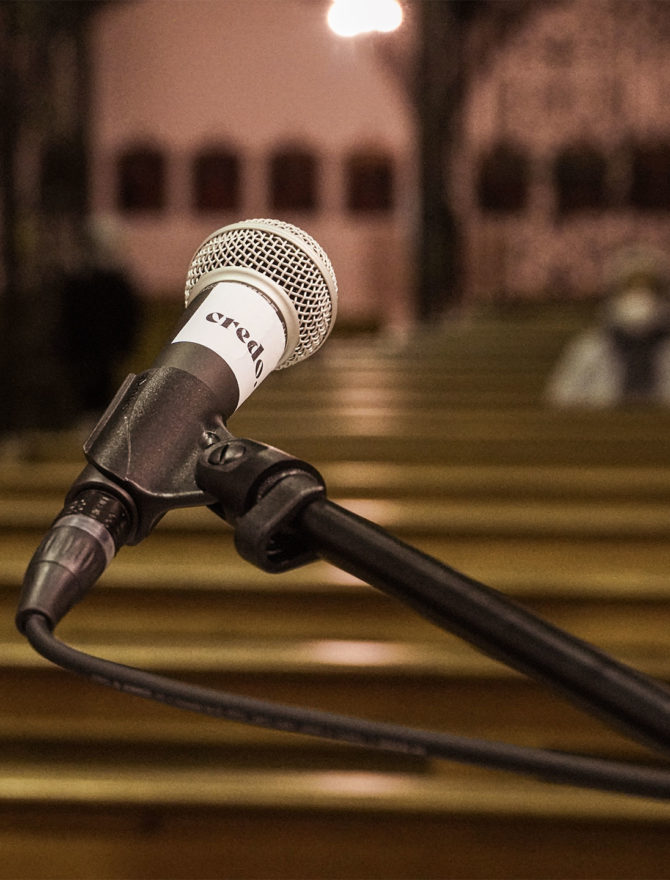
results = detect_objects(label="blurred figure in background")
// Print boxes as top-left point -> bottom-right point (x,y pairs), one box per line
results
546,247 -> 670,407
57,216 -> 140,425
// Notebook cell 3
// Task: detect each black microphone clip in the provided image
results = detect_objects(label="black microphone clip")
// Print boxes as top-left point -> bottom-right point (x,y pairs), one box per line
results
196,437 -> 325,573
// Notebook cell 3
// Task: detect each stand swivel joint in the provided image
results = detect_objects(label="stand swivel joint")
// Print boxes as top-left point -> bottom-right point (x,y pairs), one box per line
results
196,438 -> 326,573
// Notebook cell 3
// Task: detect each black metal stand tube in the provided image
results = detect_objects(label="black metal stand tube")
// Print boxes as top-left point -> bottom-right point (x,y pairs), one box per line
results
298,496 -> 670,755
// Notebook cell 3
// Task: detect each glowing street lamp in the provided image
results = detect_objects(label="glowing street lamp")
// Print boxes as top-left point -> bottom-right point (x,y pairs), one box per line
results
327,0 -> 403,38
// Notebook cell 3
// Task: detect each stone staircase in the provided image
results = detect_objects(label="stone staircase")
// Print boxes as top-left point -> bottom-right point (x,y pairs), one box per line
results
2,306 -> 670,879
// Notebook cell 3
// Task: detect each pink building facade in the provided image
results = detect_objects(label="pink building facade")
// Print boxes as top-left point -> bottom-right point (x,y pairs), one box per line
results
90,0 -> 670,324
457,0 -> 670,300
90,0 -> 416,330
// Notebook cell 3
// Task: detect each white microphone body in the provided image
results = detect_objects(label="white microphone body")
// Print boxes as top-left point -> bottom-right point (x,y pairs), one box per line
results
174,278 -> 289,404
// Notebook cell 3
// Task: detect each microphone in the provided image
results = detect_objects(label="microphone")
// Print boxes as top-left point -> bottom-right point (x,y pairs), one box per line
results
17,219 -> 338,633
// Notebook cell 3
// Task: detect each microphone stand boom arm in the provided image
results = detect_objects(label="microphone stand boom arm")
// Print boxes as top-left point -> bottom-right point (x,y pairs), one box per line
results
196,437 -> 670,758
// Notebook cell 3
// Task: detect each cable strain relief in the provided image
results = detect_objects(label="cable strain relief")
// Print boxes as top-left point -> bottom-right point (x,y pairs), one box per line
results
16,490 -> 131,634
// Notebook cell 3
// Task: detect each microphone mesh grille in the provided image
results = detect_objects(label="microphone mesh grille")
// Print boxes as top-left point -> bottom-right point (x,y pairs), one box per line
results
184,219 -> 338,369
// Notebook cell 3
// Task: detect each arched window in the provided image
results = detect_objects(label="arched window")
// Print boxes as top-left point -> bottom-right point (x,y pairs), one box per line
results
192,147 -> 241,212
476,142 -> 530,214
269,146 -> 319,212
630,142 -> 670,210
345,150 -> 395,213
553,144 -> 608,216
116,145 -> 166,212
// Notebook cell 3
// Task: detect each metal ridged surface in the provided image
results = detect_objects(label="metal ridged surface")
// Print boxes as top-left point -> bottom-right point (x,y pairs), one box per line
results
185,219 -> 338,369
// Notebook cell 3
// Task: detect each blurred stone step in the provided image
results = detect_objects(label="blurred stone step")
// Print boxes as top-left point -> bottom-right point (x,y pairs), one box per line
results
4,762 -> 669,818
267,434 -> 670,466
230,408 -> 670,444
324,462 -> 670,501
244,388 -> 543,409
2,764 -> 670,880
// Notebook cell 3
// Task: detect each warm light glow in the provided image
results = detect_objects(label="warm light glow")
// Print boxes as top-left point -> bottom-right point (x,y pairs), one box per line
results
327,0 -> 403,38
